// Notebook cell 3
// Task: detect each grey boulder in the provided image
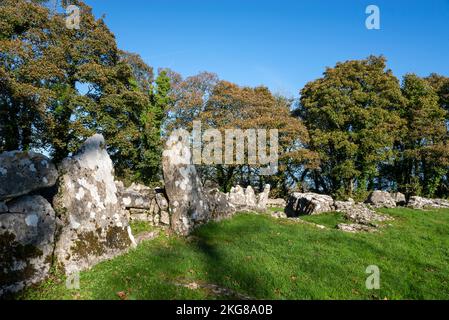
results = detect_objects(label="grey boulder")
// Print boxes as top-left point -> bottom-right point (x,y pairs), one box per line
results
0,151 -> 58,201
0,195 -> 57,296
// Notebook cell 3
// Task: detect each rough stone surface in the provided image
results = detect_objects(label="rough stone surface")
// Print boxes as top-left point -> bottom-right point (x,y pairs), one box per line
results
162,131 -> 209,235
120,189 -> 154,210
343,203 -> 392,225
338,223 -> 375,233
392,192 -> 406,206
228,185 -> 247,209
407,196 -> 449,209
0,195 -> 57,296
206,188 -> 236,220
285,192 -> 334,216
0,151 -> 58,201
334,198 -> 355,212
255,185 -> 271,212
228,185 -> 270,212
53,134 -> 135,274
266,198 -> 286,208
366,191 -> 396,208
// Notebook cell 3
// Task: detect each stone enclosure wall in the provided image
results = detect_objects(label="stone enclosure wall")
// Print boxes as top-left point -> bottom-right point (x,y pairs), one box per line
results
3,132 -> 445,296
0,133 -> 271,296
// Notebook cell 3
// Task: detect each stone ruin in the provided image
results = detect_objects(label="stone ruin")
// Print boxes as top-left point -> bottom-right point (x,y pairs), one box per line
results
3,130 -> 446,295
0,133 -> 272,296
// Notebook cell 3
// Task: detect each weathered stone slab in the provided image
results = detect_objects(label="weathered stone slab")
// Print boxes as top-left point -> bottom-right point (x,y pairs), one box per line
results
366,191 -> 396,208
54,134 -> 135,274
0,195 -> 56,296
206,188 -> 236,220
0,151 -> 58,201
285,192 -> 334,216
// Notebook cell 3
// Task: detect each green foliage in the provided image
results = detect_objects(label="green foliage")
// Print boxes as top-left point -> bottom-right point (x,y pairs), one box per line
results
0,0 -> 168,185
299,56 -> 405,197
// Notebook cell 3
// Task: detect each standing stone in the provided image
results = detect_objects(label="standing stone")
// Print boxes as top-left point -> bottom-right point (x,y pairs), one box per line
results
54,134 -> 135,274
0,196 -> 57,296
366,191 -> 396,208
256,184 -> 271,212
228,185 -> 247,209
285,192 -> 334,216
0,151 -> 58,201
245,186 -> 257,209
162,131 -> 209,235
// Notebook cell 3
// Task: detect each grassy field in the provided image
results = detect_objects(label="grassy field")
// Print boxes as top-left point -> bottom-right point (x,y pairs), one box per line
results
20,208 -> 449,300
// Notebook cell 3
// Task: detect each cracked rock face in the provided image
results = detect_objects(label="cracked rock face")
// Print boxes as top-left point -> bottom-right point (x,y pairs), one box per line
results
0,195 -> 56,296
162,130 -> 209,235
53,134 -> 134,274
0,151 -> 58,201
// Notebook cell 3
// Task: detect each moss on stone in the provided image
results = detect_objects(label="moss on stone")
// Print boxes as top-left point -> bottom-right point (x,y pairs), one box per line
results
70,230 -> 105,260
106,226 -> 131,250
0,232 -> 42,287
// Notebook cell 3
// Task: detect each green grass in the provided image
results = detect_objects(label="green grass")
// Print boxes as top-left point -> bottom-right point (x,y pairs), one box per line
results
19,208 -> 449,300
300,212 -> 348,228
129,220 -> 155,236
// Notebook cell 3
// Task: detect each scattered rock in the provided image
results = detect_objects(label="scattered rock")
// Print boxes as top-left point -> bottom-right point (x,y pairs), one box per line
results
338,223 -> 376,233
407,196 -> 449,209
334,198 -> 355,212
285,192 -> 334,216
53,134 -> 135,274
0,151 -> 58,201
366,191 -> 396,208
0,195 -> 57,296
343,203 -> 392,225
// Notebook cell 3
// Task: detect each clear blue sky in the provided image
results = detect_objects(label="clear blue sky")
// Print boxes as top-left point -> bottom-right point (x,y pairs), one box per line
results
84,0 -> 449,97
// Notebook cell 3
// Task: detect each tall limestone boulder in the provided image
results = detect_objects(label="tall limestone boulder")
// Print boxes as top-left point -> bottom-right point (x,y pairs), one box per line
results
0,195 -> 57,296
162,130 -> 209,235
54,134 -> 135,274
0,151 -> 58,201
